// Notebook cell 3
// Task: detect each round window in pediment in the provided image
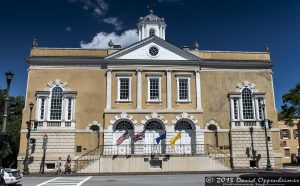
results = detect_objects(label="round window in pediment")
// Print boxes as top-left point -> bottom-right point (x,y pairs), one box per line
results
149,46 -> 159,57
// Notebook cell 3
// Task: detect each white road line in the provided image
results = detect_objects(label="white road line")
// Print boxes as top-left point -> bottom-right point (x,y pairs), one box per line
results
36,177 -> 61,186
77,176 -> 92,186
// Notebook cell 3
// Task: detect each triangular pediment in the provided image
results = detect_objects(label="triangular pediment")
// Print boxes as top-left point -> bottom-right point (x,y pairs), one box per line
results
106,36 -> 199,61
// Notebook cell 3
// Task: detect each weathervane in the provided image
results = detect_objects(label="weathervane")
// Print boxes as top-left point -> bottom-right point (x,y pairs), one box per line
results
108,39 -> 114,48
32,38 -> 38,48
264,44 -> 270,53
195,41 -> 199,50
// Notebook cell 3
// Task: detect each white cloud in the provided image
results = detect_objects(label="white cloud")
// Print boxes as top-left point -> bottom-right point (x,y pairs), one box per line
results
80,29 -> 138,49
103,17 -> 123,31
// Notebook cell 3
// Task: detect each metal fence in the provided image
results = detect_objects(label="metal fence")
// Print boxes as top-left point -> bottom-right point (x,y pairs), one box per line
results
73,144 -> 231,172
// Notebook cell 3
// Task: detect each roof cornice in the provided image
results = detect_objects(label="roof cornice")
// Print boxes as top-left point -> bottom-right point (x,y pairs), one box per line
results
27,57 -> 274,69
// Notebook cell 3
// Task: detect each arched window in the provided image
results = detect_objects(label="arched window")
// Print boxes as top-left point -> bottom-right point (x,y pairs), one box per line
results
145,120 -> 163,130
114,120 -> 133,131
242,88 -> 254,119
50,86 -> 63,120
175,120 -> 193,130
149,29 -> 155,37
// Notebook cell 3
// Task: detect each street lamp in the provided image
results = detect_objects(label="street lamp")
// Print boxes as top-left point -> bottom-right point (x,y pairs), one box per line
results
0,71 -> 14,167
23,103 -> 34,175
2,71 -> 14,133
261,104 -> 272,171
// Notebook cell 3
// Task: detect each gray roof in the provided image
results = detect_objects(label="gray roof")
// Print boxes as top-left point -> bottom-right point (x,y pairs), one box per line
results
137,10 -> 166,27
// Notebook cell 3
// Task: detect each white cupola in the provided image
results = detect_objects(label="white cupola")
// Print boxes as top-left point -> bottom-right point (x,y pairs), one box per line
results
137,10 -> 167,41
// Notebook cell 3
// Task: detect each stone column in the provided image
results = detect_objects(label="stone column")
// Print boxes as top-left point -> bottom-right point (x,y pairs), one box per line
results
195,70 -> 202,111
137,70 -> 142,110
167,70 -> 172,110
106,70 -> 112,110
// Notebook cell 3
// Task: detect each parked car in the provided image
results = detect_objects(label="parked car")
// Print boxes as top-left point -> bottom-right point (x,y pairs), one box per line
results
0,168 -> 23,185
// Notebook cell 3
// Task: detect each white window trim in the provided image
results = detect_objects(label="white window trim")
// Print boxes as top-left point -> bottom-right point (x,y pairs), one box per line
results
48,86 -> 64,121
36,96 -> 47,121
147,76 -> 162,102
65,98 -> 74,121
240,88 -> 255,121
281,128 -> 291,139
176,76 -> 191,102
117,76 -> 132,102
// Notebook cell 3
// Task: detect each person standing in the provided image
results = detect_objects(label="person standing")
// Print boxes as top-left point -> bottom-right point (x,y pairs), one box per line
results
55,157 -> 62,175
64,155 -> 71,174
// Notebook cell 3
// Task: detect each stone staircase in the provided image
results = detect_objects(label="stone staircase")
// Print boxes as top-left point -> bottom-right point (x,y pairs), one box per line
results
74,144 -> 231,173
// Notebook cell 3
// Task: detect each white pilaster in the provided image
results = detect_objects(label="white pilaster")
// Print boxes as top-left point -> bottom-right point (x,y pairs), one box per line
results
195,70 -> 202,111
167,70 -> 172,110
137,70 -> 142,110
238,97 -> 244,126
106,70 -> 112,110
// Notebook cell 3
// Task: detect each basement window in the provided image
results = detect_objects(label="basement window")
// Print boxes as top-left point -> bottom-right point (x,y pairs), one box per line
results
46,163 -> 55,170
149,160 -> 162,169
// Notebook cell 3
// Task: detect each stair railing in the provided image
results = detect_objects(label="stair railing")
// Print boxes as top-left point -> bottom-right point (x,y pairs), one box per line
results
205,144 -> 231,168
73,146 -> 101,172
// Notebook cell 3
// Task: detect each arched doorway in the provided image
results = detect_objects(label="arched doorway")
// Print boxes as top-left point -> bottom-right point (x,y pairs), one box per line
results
144,119 -> 165,154
174,120 -> 196,154
113,120 -> 134,155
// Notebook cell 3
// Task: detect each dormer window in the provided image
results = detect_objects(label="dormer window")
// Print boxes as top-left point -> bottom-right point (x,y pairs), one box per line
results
149,29 -> 155,37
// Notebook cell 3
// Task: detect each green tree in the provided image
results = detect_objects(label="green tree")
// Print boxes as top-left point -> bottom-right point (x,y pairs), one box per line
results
281,82 -> 300,155
0,88 -> 24,168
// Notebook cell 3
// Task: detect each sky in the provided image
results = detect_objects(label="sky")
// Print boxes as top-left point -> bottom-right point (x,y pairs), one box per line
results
0,0 -> 299,111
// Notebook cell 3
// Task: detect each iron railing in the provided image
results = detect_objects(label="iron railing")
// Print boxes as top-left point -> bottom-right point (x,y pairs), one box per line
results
205,144 -> 231,168
73,144 -> 231,172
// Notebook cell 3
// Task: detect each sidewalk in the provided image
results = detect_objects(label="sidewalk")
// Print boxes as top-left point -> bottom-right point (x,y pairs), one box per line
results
23,168 -> 299,177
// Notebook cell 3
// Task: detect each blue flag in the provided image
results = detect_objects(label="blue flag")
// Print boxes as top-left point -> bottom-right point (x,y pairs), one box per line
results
155,131 -> 166,144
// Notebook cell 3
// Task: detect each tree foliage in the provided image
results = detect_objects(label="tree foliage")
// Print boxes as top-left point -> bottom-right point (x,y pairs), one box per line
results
281,82 -> 300,126
0,88 -> 24,168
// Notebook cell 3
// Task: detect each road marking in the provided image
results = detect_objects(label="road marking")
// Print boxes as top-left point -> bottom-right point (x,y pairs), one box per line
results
36,176 -> 92,186
36,177 -> 61,186
77,176 -> 92,186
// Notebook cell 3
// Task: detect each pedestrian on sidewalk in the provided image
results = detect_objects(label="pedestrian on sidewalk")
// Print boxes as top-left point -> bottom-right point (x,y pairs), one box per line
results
64,155 -> 71,174
55,157 -> 62,175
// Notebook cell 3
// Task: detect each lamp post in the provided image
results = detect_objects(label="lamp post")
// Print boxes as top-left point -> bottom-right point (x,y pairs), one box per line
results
0,71 -> 14,167
261,104 -> 272,171
23,102 -> 34,175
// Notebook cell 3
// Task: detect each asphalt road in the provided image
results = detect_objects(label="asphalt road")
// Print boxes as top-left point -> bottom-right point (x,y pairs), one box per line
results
20,173 -> 241,186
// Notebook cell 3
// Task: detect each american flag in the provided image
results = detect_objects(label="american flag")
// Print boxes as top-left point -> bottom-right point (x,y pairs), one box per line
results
133,131 -> 145,142
116,130 -> 129,145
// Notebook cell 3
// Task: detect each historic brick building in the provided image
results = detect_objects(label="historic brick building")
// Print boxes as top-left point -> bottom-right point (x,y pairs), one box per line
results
18,10 -> 281,173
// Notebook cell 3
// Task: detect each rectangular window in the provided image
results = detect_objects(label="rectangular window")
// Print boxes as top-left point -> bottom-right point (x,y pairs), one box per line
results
177,77 -> 190,101
76,146 -> 82,152
40,98 -> 45,120
118,77 -> 131,101
149,160 -> 162,169
148,77 -> 161,101
280,129 -> 291,139
233,99 -> 238,120
258,99 -> 264,120
46,163 -> 55,170
284,148 -> 291,158
67,98 -> 72,120
294,129 -> 298,139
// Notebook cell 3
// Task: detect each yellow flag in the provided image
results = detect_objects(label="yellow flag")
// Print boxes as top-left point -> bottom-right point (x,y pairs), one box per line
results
169,131 -> 181,148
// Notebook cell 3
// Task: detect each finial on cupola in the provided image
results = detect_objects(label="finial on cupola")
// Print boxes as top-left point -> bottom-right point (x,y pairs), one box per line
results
264,43 -> 270,53
195,41 -> 199,50
108,39 -> 114,48
32,38 -> 38,48
149,9 -> 154,15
